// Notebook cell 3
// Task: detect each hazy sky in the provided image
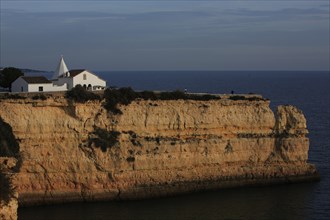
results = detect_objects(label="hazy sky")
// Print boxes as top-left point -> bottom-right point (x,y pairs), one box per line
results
1,0 -> 329,71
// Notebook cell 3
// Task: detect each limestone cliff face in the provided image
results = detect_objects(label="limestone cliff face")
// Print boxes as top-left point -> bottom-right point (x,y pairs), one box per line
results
0,196 -> 17,220
0,157 -> 18,220
0,96 -> 319,206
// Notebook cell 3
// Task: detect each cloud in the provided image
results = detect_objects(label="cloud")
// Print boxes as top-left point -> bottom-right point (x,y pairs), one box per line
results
225,7 -> 329,17
1,1 -> 329,70
62,15 -> 126,24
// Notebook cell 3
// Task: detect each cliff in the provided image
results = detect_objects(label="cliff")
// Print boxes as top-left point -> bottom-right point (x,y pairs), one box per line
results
0,198 -> 17,220
0,157 -> 18,220
0,95 -> 319,206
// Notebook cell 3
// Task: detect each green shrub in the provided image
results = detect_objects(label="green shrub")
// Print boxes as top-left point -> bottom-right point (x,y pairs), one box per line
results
0,93 -> 26,100
246,96 -> 264,101
229,95 -> 247,101
88,128 -> 120,152
66,85 -> 101,103
0,67 -> 24,91
32,94 -> 47,100
229,95 -> 264,101
197,94 -> 220,101
159,90 -> 186,100
139,91 -> 157,100
103,87 -> 136,114
103,88 -> 220,114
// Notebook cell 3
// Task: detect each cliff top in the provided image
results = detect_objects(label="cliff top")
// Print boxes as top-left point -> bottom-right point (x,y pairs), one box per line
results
0,89 -> 265,102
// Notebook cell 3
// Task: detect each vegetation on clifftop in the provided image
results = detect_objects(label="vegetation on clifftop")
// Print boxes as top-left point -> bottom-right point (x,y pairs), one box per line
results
0,93 -> 27,100
229,95 -> 265,101
66,85 -> 101,103
103,87 -> 220,114
32,94 -> 47,100
65,86 -> 265,115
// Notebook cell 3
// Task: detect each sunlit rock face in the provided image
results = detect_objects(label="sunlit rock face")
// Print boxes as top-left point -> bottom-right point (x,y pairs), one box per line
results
0,95 -> 319,206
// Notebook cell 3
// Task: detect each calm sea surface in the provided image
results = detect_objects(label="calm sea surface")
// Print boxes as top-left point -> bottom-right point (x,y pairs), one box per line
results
20,71 -> 330,220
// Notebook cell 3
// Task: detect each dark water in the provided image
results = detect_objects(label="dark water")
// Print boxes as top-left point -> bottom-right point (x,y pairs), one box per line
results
19,71 -> 330,220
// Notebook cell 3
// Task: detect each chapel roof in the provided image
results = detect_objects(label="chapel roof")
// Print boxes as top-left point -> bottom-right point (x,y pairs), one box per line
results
68,69 -> 86,77
21,76 -> 52,84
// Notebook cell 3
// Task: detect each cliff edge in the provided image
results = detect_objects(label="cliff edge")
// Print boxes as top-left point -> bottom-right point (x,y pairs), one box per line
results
0,94 -> 319,206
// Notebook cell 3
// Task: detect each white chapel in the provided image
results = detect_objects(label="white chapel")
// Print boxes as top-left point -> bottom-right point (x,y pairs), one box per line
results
11,56 -> 106,93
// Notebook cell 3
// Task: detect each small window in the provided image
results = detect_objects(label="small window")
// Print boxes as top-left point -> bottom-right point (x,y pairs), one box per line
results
21,87 -> 23,92
83,74 -> 87,80
39,86 -> 43,92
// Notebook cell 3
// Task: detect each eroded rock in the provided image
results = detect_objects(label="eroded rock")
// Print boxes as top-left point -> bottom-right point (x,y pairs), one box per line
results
0,96 -> 319,206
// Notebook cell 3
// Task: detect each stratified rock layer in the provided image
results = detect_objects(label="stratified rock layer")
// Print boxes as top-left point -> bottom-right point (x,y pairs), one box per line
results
0,96 -> 319,206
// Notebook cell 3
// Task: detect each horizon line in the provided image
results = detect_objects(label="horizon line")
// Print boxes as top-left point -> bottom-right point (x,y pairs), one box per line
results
1,67 -> 329,73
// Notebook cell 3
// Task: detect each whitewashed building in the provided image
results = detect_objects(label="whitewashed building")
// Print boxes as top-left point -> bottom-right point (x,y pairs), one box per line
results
52,57 -> 106,91
11,56 -> 106,93
11,76 -> 67,93
54,69 -> 106,91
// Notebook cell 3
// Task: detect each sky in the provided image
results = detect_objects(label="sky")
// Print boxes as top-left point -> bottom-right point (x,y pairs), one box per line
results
0,0 -> 329,71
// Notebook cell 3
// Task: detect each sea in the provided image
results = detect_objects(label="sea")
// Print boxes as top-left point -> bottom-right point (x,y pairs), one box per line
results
19,71 -> 330,220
